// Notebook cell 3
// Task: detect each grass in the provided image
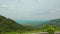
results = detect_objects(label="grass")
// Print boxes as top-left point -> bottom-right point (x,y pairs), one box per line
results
4,32 -> 30,34
1,30 -> 60,34
4,31 -> 37,34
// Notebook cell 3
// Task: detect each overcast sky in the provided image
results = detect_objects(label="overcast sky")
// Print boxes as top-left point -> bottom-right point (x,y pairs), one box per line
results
0,0 -> 60,20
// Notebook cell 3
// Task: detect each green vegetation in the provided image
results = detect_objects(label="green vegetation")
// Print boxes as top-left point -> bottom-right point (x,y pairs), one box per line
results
34,18 -> 60,32
0,15 -> 34,34
0,15 -> 60,34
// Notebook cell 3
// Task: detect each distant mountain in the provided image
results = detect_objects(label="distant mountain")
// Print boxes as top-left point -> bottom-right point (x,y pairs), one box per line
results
35,19 -> 60,28
46,19 -> 60,27
16,20 -> 48,25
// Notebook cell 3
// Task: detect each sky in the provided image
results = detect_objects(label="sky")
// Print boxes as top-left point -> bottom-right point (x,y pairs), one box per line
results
0,0 -> 60,20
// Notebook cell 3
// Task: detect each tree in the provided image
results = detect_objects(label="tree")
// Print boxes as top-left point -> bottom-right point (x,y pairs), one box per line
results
47,28 -> 55,34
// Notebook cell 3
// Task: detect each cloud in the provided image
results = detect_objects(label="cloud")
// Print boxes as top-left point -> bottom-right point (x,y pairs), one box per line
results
1,4 -> 8,8
0,0 -> 60,20
0,4 -> 9,10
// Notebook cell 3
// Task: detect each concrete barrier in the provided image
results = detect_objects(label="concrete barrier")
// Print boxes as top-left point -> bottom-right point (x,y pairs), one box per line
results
36,32 -> 60,34
55,32 -> 60,34
37,32 -> 48,34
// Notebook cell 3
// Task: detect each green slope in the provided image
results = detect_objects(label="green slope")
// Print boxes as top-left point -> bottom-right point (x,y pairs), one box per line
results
34,19 -> 60,32
0,15 -> 35,33
0,15 -> 26,32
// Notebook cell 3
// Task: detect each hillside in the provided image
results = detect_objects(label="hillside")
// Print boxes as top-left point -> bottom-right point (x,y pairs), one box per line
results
47,19 -> 60,27
0,15 -> 32,32
0,15 -> 60,33
35,19 -> 60,31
